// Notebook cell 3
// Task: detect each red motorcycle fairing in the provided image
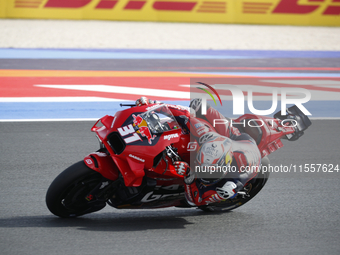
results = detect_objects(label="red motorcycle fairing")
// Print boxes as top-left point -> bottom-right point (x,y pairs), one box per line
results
84,152 -> 119,181
84,150 -> 189,210
89,104 -> 185,187
111,155 -> 145,187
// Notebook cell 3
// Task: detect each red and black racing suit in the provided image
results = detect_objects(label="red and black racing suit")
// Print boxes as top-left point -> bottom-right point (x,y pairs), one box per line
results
166,102 -> 262,206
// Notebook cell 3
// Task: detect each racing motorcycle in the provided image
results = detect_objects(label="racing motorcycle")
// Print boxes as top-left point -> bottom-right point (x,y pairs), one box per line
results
46,102 -> 311,217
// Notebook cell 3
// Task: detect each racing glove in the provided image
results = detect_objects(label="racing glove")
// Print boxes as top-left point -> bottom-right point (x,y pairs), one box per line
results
173,161 -> 196,184
173,161 -> 190,176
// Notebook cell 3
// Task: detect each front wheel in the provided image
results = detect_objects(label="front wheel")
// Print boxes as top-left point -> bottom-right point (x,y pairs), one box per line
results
46,161 -> 108,218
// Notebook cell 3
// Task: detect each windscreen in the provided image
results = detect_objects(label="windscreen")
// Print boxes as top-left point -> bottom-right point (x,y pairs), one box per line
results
133,104 -> 180,135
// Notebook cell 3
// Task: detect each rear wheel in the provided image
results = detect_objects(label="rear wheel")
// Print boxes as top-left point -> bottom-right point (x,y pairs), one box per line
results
46,161 -> 108,218
199,157 -> 270,212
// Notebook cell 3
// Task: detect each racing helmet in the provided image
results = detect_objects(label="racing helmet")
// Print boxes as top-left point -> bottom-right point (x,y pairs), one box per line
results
136,97 -> 150,106
196,134 -> 233,186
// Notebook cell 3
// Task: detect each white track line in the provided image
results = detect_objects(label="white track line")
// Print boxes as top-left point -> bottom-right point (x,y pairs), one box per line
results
0,97 -> 128,102
34,85 -> 191,99
1,117 -> 339,122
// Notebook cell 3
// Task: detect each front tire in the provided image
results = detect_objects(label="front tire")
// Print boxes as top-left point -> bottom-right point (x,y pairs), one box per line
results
46,161 -> 107,218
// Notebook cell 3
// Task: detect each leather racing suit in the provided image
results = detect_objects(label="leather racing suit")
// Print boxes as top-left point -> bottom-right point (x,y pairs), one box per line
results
168,99 -> 261,206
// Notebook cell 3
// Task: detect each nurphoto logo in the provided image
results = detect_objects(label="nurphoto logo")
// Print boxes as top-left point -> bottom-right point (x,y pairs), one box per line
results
197,83 -> 311,116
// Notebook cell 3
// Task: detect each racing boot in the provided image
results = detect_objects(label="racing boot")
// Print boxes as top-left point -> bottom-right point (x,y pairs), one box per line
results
216,181 -> 243,200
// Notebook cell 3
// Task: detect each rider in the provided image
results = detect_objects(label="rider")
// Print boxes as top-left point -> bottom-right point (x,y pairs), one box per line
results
135,97 -> 262,206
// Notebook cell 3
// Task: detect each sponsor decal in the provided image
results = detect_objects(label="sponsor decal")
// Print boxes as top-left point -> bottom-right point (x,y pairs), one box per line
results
140,185 -> 183,203
13,0 -> 338,15
197,1 -> 226,13
129,154 -> 145,162
243,1 -> 273,14
10,0 -> 340,21
272,0 -> 340,15
197,126 -> 209,136
85,194 -> 93,201
205,143 -> 219,158
164,133 -> 179,140
124,0 -> 146,10
85,158 -> 93,165
132,114 -> 156,144
194,123 -> 203,129
146,104 -> 161,111
187,141 -> 198,151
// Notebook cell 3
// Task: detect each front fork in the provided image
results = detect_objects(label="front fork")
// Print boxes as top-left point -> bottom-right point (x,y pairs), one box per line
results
83,151 -> 121,203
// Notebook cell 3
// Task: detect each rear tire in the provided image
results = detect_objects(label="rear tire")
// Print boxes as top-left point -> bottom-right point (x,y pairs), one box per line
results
46,161 -> 107,218
199,157 -> 270,212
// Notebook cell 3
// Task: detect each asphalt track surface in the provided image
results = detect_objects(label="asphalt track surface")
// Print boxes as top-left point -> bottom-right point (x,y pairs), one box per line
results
1,54 -> 340,254
2,56 -> 340,71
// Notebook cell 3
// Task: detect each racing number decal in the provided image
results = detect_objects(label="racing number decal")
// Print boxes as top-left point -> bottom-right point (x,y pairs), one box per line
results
117,124 -> 141,144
